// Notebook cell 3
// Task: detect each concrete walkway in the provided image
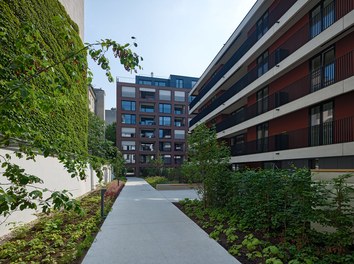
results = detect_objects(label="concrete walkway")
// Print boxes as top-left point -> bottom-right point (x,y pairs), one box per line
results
82,177 -> 241,264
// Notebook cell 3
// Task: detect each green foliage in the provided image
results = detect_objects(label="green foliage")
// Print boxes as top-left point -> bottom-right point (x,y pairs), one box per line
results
145,176 -> 168,188
105,122 -> 117,146
182,123 -> 231,208
0,183 -> 123,263
0,0 -> 141,218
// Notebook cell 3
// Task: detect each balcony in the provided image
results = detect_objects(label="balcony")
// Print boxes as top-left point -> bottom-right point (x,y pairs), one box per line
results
216,49 -> 354,132
189,0 -> 297,110
190,0 -> 354,127
230,116 -> 354,157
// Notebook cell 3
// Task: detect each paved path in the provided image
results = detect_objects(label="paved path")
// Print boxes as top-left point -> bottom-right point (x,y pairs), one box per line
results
82,177 -> 241,264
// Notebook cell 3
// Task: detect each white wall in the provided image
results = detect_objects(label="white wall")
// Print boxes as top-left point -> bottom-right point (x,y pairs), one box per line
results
0,148 -> 112,237
58,0 -> 85,40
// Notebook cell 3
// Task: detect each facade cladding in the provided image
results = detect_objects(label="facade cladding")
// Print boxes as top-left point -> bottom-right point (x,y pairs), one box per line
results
117,75 -> 198,176
189,0 -> 354,170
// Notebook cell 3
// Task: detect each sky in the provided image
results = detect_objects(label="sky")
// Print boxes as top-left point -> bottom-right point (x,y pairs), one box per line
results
84,0 -> 257,109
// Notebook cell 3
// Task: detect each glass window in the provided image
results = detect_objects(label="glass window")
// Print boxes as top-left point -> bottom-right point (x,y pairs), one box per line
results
174,130 -> 185,139
159,103 -> 171,113
174,91 -> 185,102
257,51 -> 269,77
159,116 -> 171,126
121,100 -> 136,111
310,0 -> 335,38
159,142 -> 171,152
174,117 -> 185,127
256,87 -> 268,114
140,87 -> 155,99
191,80 -> 197,87
256,122 -> 268,152
140,103 -> 155,113
121,141 -> 136,151
159,129 -> 171,139
121,114 -> 136,124
140,142 -> 154,151
310,47 -> 335,92
310,101 -> 333,146
122,86 -> 135,98
174,143 -> 184,151
176,79 -> 184,88
139,80 -> 152,85
141,129 -> 155,138
174,105 -> 184,115
162,154 -> 172,164
140,154 -> 155,164
174,155 -> 183,165
123,154 -> 135,164
188,96 -> 196,103
155,81 -> 166,87
159,90 -> 171,100
257,11 -> 269,40
140,116 -> 155,125
121,127 -> 135,138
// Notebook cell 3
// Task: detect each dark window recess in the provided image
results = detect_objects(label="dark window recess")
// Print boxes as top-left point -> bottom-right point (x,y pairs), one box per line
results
257,51 -> 269,77
274,48 -> 290,64
310,47 -> 335,92
257,11 -> 269,40
257,122 -> 268,152
257,87 -> 268,114
310,0 -> 335,38
275,133 -> 289,150
275,92 -> 289,107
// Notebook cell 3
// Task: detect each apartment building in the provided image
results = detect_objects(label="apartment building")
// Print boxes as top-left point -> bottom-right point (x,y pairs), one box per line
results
117,75 -> 198,176
189,0 -> 354,170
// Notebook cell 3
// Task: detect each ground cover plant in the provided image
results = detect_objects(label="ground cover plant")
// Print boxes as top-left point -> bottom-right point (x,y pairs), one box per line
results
0,180 -> 124,264
177,169 -> 354,264
145,176 -> 168,188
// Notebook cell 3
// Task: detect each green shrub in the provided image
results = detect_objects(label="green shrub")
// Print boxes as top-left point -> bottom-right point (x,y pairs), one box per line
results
145,176 -> 168,188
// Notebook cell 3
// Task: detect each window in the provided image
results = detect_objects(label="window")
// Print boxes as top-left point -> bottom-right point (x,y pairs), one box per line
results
256,122 -> 268,152
310,47 -> 335,92
174,143 -> 184,151
159,90 -> 171,100
159,116 -> 171,126
121,114 -> 136,124
257,87 -> 268,114
140,142 -> 154,151
138,80 -> 152,85
162,154 -> 172,164
140,116 -> 155,125
140,103 -> 155,113
123,154 -> 135,164
121,141 -> 135,151
257,51 -> 268,77
310,101 -> 333,146
122,86 -> 135,98
257,11 -> 269,40
121,100 -> 136,111
191,80 -> 197,87
174,91 -> 185,102
155,81 -> 166,87
174,130 -> 185,139
141,129 -> 155,138
174,105 -> 184,115
174,155 -> 183,165
176,79 -> 184,88
310,0 -> 335,38
231,134 -> 246,155
159,103 -> 171,114
159,129 -> 171,139
140,87 -> 155,99
159,142 -> 171,152
174,117 -> 185,127
140,154 -> 154,164
188,96 -> 196,103
121,127 -> 135,138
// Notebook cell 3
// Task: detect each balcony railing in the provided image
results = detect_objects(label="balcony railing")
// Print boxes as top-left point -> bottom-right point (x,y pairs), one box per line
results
230,116 -> 354,156
190,0 -> 353,127
216,49 -> 354,132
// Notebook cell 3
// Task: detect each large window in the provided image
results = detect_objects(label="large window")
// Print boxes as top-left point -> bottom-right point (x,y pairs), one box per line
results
174,91 -> 185,102
121,114 -> 136,124
159,103 -> 172,114
310,0 -> 335,38
121,86 -> 135,98
174,142 -> 184,151
138,80 -> 152,85
256,122 -> 268,152
174,155 -> 183,165
159,90 -> 171,100
140,116 -> 155,126
123,154 -> 135,164
140,154 -> 154,164
257,11 -> 269,40
141,129 -> 155,138
159,129 -> 171,139
174,130 -> 185,140
121,141 -> 136,151
140,142 -> 154,151
176,79 -> 184,88
310,47 -> 335,92
174,117 -> 185,127
310,101 -> 333,146
121,127 -> 135,138
159,116 -> 171,126
162,154 -> 172,164
257,87 -> 268,114
121,100 -> 136,111
257,51 -> 269,77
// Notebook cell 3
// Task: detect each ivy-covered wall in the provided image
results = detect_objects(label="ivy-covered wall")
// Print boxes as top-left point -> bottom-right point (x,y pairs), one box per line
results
0,0 -> 88,154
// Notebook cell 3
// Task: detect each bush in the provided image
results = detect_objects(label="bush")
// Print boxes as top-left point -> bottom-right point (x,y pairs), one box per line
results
145,176 -> 168,188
